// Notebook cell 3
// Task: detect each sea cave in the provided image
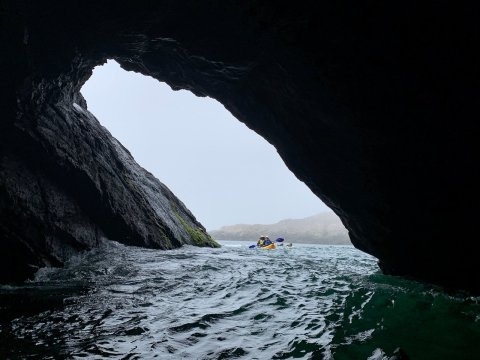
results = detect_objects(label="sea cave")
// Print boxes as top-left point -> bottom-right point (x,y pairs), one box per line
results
1,1 -> 479,294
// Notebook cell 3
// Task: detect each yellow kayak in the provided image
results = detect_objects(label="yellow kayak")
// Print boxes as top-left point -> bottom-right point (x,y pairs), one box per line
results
260,243 -> 276,250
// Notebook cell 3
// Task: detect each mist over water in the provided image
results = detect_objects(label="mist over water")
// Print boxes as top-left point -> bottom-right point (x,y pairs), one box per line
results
1,241 -> 479,359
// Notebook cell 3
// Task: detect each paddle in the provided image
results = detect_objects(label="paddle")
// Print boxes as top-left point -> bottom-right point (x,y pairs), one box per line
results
248,244 -> 256,249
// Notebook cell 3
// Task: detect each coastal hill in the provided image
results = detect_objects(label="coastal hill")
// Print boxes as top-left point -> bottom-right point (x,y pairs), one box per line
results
210,212 -> 350,245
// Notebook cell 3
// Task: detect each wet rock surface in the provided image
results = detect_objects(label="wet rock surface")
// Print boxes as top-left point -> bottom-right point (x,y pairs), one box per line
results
1,77 -> 217,283
0,93 -> 217,282
1,1 -> 479,291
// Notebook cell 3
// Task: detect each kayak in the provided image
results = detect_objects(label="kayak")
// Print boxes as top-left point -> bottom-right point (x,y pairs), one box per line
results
248,239 -> 284,249
260,243 -> 276,250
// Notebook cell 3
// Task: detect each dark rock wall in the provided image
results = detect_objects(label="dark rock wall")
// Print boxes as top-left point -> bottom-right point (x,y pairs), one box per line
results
1,1 -> 479,291
1,91 -> 217,282
1,1 -> 219,281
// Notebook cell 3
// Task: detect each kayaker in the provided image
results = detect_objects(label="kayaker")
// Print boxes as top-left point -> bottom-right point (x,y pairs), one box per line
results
263,236 -> 272,246
257,236 -> 266,247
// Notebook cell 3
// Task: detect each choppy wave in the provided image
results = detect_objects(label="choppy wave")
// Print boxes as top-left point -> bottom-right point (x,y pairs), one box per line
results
0,240 -> 479,359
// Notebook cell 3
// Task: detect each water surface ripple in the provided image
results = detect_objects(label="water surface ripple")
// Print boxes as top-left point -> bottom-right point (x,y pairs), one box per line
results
0,241 -> 479,359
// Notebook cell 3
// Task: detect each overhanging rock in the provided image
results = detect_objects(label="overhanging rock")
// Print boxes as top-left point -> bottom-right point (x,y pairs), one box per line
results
1,1 -> 479,291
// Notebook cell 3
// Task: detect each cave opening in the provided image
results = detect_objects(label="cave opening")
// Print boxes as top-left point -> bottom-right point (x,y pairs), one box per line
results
0,0 -> 478,299
80,60 -> 336,233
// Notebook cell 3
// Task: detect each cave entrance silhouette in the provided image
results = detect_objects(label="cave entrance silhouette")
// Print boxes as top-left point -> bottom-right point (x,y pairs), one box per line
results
81,60 -> 334,232
3,1 -> 478,292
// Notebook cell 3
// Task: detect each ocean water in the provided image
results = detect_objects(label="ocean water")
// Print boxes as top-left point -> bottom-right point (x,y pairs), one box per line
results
0,240 -> 479,359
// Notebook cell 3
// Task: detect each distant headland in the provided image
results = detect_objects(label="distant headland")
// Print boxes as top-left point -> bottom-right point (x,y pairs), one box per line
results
209,212 -> 350,245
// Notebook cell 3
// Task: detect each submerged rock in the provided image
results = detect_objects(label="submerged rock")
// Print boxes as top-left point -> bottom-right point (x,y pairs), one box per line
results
1,1 -> 479,291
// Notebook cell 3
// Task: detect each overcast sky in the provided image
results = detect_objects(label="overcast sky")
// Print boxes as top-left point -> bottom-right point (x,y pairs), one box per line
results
81,60 -> 331,230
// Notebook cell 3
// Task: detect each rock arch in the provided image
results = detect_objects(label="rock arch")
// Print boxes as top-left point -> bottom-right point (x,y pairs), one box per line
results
1,1 -> 479,291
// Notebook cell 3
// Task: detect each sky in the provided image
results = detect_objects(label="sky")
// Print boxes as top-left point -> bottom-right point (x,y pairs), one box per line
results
81,60 -> 331,230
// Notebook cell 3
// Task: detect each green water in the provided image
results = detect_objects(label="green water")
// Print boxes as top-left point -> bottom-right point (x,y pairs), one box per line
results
0,240 -> 478,359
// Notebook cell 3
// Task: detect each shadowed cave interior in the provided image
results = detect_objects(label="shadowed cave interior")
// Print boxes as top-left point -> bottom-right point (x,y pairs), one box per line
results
1,1 -> 479,292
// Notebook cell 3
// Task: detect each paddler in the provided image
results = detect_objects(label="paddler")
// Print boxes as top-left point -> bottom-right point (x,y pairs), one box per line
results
263,236 -> 272,246
257,235 -> 266,247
